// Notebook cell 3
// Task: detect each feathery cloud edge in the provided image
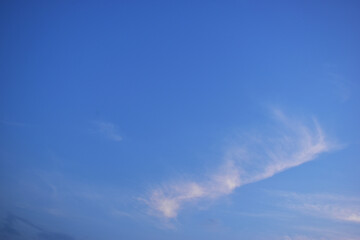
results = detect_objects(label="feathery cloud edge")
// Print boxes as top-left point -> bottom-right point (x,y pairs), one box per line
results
143,109 -> 337,219
278,192 -> 360,224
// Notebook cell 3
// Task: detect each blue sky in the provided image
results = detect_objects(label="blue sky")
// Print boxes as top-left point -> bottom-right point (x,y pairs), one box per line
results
0,1 -> 359,239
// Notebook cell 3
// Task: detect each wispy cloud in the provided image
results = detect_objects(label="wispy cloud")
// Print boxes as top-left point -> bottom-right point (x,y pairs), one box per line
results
2,170 -> 135,222
143,109 -> 337,219
278,192 -> 360,224
284,225 -> 360,240
94,121 -> 122,142
323,64 -> 353,103
0,213 -> 76,240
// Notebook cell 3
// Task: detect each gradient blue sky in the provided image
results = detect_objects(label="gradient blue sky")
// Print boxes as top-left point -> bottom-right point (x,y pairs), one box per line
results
1,1 -> 360,239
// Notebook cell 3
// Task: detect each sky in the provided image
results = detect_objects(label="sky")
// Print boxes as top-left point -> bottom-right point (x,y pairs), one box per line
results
0,1 -> 360,239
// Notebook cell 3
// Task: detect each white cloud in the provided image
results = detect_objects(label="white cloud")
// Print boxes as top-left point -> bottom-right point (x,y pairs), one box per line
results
144,110 -> 337,219
280,192 -> 360,224
94,121 -> 122,142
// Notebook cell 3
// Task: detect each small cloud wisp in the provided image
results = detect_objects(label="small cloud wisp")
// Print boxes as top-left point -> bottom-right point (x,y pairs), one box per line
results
94,121 -> 122,142
279,192 -> 360,224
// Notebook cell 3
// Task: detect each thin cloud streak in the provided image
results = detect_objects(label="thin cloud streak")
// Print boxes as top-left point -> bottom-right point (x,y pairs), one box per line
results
144,110 -> 336,219
279,192 -> 360,224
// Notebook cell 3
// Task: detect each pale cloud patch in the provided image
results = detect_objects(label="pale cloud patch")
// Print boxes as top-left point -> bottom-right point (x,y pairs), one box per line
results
287,225 -> 360,240
143,161 -> 243,219
328,72 -> 353,102
3,170 -> 136,223
94,121 -> 122,142
144,109 -> 337,219
279,192 -> 360,224
146,181 -> 206,218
